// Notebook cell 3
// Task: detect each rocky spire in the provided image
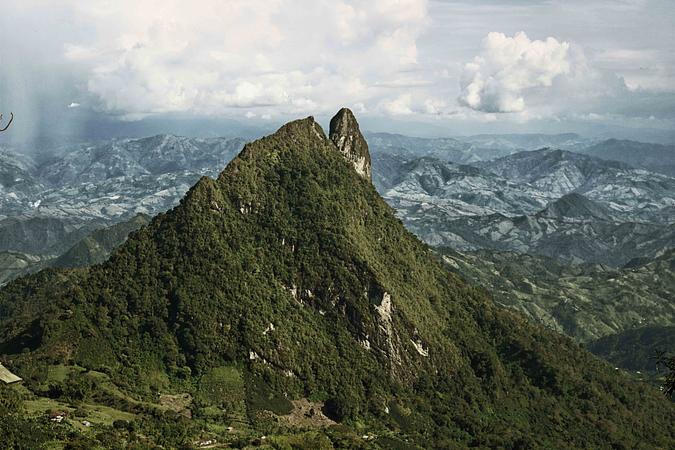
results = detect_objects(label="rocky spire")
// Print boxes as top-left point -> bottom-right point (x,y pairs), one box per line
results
329,108 -> 372,181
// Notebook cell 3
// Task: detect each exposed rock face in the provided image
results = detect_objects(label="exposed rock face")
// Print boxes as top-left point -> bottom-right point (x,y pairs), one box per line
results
329,108 -> 372,181
373,291 -> 403,367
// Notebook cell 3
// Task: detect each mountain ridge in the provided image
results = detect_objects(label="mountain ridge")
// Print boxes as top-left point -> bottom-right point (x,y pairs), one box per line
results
377,148 -> 675,264
537,193 -> 614,221
581,139 -> 675,177
0,110 -> 673,448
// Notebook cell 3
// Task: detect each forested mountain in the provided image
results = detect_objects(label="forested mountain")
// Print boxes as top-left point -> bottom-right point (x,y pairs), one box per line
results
0,110 -> 672,449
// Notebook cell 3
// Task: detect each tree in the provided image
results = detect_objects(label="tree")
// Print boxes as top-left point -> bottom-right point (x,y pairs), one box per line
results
655,351 -> 675,398
0,112 -> 13,132
323,390 -> 360,422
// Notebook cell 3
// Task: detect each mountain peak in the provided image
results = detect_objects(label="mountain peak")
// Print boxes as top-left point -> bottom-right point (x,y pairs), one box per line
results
539,192 -> 613,221
329,108 -> 372,181
276,115 -> 329,143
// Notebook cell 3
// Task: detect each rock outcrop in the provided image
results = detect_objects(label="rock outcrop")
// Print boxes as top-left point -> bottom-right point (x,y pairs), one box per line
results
329,108 -> 372,181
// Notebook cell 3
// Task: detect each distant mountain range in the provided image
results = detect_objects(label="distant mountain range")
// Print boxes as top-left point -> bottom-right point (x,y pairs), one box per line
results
36,134 -> 246,186
0,135 -> 246,259
376,148 -> 674,265
0,131 -> 672,274
460,133 -> 592,152
366,132 -> 592,165
582,139 -> 675,177
369,132 -> 675,176
3,135 -> 245,219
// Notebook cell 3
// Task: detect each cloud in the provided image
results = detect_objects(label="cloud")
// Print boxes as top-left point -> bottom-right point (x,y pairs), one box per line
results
458,32 -> 571,113
1,0 -> 673,140
381,94 -> 414,115
594,48 -> 674,92
55,0 -> 429,119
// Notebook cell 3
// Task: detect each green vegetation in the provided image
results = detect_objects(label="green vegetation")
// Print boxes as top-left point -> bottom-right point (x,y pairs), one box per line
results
197,365 -> 244,408
586,325 -> 675,381
0,113 -> 673,448
656,353 -> 675,398
53,214 -> 151,269
439,248 -> 675,343
0,214 -> 151,288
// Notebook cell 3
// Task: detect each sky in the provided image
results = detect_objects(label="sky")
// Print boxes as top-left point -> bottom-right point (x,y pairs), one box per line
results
0,0 -> 674,143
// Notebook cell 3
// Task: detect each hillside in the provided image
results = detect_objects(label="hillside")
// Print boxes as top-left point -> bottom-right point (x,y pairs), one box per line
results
0,252 -> 49,286
581,139 -> 675,177
0,110 -> 672,448
0,214 -> 151,286
439,248 -> 675,343
0,216 -> 107,256
52,214 -> 151,269
537,193 -> 613,221
421,212 -> 672,266
587,325 -> 675,373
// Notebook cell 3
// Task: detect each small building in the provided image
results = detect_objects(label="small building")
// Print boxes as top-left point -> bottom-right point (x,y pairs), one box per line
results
0,363 -> 21,384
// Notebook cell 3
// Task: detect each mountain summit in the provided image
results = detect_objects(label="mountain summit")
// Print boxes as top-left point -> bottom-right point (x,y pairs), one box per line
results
0,110 -> 672,448
329,107 -> 372,180
538,192 -> 613,221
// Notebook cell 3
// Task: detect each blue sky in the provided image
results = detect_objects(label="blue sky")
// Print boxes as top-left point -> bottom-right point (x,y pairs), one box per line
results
1,0 -> 673,142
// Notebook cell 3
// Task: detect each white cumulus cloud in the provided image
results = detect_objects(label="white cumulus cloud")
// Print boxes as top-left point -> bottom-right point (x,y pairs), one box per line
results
56,0 -> 428,119
458,32 -> 572,113
2,0 -> 673,135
